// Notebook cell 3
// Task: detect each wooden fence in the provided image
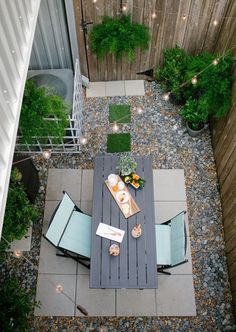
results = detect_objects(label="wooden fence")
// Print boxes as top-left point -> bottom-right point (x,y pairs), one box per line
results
74,0 -> 232,81
211,0 -> 236,316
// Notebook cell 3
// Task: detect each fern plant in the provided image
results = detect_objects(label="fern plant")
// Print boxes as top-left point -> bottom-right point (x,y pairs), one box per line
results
90,15 -> 150,62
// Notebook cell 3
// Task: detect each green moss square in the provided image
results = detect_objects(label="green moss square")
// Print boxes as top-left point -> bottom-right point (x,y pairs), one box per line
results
107,133 -> 131,153
109,104 -> 131,123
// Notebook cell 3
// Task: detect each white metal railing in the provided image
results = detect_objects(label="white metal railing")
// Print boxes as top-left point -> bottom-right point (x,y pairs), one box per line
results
15,59 -> 84,154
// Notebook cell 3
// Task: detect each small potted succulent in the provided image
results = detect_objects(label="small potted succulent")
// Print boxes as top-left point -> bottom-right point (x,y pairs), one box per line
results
116,155 -> 137,176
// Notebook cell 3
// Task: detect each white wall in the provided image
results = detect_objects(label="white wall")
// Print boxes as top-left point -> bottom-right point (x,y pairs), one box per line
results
0,0 -> 41,237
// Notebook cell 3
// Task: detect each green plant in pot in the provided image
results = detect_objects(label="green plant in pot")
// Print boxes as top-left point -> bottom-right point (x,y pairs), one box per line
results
180,97 -> 209,136
116,155 -> 137,176
90,15 -> 150,62
19,80 -> 69,144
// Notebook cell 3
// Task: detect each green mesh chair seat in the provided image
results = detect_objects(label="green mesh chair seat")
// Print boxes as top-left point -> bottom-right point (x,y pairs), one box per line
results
155,211 -> 188,275
44,191 -> 91,268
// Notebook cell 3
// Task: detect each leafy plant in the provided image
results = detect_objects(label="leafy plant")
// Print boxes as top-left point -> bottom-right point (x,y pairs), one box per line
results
19,80 -> 69,144
90,15 -> 150,62
0,168 -> 38,255
180,97 -> 208,130
155,46 -> 190,101
116,155 -> 137,176
0,277 -> 39,332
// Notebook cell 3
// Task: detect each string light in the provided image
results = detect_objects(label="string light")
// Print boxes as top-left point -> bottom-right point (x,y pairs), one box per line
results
191,76 -> 198,85
112,122 -> 119,132
136,106 -> 144,114
163,92 -> 170,101
182,15 -> 187,20
92,0 -> 97,3
151,12 -> 157,19
55,284 -> 64,293
122,5 -> 127,12
80,137 -> 87,145
212,58 -> 219,65
42,149 -> 52,160
13,249 -> 22,258
213,19 -> 218,26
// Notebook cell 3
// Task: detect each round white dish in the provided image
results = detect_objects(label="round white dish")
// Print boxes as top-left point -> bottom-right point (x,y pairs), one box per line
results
116,190 -> 129,204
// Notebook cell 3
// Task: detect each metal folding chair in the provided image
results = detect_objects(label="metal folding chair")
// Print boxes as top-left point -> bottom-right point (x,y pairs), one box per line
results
155,211 -> 188,275
44,191 -> 91,268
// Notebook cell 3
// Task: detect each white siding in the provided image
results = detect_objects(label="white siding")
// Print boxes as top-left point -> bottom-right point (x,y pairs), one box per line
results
0,0 -> 41,237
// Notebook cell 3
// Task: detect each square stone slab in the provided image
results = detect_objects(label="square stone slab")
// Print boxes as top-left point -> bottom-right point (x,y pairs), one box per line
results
9,226 -> 32,252
81,169 -> 94,201
38,236 -> 77,274
153,169 -> 186,201
125,80 -> 145,96
46,169 -> 82,201
105,81 -> 125,96
75,275 -> 115,316
156,275 -> 196,316
116,289 -> 156,316
86,82 -> 106,98
35,274 -> 76,316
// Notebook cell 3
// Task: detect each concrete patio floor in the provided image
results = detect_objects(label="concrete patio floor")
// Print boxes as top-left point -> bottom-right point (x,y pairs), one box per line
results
35,168 -> 196,317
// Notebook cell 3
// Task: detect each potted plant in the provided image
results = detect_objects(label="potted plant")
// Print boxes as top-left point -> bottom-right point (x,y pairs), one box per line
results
116,155 -> 137,176
180,97 -> 209,137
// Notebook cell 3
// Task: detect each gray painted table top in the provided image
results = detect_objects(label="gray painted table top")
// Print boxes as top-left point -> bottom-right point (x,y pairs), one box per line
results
90,155 -> 157,289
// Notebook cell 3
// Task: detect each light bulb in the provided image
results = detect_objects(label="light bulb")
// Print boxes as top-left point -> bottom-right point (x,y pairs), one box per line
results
80,137 -> 87,145
136,106 -> 143,114
13,249 -> 22,258
191,76 -> 197,85
213,19 -> 218,26
122,5 -> 127,11
163,92 -> 170,101
212,58 -> 219,65
182,15 -> 187,20
112,122 -> 119,132
151,12 -> 157,19
42,149 -> 51,160
93,0 -> 97,3
55,284 -> 63,293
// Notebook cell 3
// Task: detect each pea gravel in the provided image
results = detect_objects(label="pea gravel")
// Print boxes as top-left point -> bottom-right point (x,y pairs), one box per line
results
1,81 -> 235,331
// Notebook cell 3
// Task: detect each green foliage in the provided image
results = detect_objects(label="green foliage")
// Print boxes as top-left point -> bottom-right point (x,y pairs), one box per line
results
0,168 -> 38,255
90,15 -> 150,62
109,104 -> 131,123
0,277 -> 39,332
19,80 -> 69,144
180,97 -> 208,130
116,155 -> 137,176
107,133 -> 131,153
155,46 -> 190,101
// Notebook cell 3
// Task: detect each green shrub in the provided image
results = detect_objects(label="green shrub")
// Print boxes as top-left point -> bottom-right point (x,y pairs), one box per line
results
19,80 -> 69,144
0,168 -> 38,255
155,46 -> 190,101
90,15 -> 150,62
180,97 -> 208,130
0,277 -> 39,332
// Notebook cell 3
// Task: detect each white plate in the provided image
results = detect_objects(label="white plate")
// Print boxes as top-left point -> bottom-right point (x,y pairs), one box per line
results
116,190 -> 129,204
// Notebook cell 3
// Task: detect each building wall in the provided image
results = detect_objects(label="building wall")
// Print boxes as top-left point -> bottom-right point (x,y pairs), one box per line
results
212,1 -> 236,316
0,0 -> 41,237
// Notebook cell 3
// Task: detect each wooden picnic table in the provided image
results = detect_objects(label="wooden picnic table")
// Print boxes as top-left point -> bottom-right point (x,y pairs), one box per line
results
90,155 -> 157,288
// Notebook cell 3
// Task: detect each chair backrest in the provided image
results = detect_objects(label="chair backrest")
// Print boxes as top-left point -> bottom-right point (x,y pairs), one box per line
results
155,211 -> 186,266
45,192 -> 75,246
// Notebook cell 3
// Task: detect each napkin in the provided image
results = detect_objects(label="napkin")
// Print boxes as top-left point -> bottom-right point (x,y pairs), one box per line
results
96,222 -> 125,243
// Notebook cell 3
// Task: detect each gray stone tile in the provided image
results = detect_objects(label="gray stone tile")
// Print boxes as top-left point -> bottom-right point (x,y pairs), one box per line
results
154,201 -> 187,224
75,275 -> 115,316
80,201 -> 93,215
35,274 -> 76,316
156,275 -> 196,316
38,236 -> 77,274
9,226 -> 32,252
86,82 -> 106,97
157,236 -> 193,275
81,169 -> 94,201
46,169 -> 82,201
116,289 -> 156,316
105,81 -> 125,96
153,169 -> 186,201
125,80 -> 145,96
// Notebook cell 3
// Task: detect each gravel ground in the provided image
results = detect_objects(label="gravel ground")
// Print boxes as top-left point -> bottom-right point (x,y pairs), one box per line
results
1,81 -> 236,331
